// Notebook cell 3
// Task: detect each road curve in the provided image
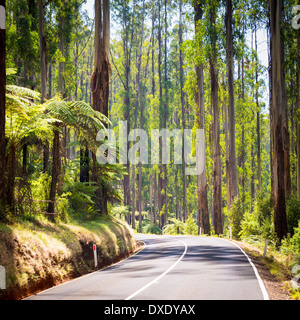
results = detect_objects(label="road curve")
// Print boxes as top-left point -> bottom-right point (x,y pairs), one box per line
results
24,235 -> 268,300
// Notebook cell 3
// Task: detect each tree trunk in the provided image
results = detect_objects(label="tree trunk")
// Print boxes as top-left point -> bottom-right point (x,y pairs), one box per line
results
122,10 -> 133,222
92,0 -> 110,117
194,0 -> 210,235
38,0 -> 47,103
280,2 -> 291,198
269,0 -> 287,241
297,0 -> 300,200
153,172 -> 157,226
131,0 -> 145,231
255,28 -> 261,192
48,63 -> 52,99
163,0 -> 168,226
226,0 -> 239,206
80,147 -> 89,183
0,0 -> 6,208
138,162 -> 142,232
22,142 -> 28,176
179,0 -> 187,223
47,129 -> 60,220
224,97 -> 231,211
210,6 -> 222,236
58,1 -> 65,96
91,0 -> 110,215
268,22 -> 274,202
6,143 -> 16,212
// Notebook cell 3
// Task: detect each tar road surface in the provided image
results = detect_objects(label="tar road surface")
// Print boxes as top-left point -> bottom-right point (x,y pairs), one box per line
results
24,234 -> 268,300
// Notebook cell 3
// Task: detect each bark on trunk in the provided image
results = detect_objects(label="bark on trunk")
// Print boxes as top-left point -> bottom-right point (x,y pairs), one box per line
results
6,143 -> 16,212
0,0 -> 6,208
91,0 -> 110,215
91,0 -> 110,117
131,0 -> 145,230
297,0 -> 300,200
80,147 -> 90,183
47,129 -> 60,220
210,7 -> 222,236
269,0 -> 287,241
38,0 -> 47,103
179,0 -> 187,223
255,28 -> 261,192
226,0 -> 239,207
194,0 -> 210,235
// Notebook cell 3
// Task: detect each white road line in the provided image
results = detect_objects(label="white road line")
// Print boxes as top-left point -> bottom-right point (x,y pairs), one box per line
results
223,239 -> 269,300
125,239 -> 188,301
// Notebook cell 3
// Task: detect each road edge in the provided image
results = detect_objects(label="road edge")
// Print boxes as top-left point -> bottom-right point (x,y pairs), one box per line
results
225,239 -> 270,300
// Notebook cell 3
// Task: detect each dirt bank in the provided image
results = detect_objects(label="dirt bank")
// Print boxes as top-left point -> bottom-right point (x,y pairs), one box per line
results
0,216 -> 136,300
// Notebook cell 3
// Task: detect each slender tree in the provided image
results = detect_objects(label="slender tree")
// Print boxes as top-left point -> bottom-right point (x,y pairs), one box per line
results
38,0 -> 47,103
179,0 -> 187,224
225,0 -> 239,207
297,0 -> 300,200
91,0 -> 110,215
92,0 -> 110,117
131,0 -> 145,232
209,1 -> 222,235
255,28 -> 262,192
194,0 -> 210,235
0,0 -> 6,209
269,0 -> 287,241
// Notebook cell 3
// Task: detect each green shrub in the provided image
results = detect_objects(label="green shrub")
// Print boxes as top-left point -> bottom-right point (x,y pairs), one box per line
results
184,214 -> 198,236
291,221 -> 300,253
142,223 -> 162,235
111,206 -> 130,219
163,215 -> 198,236
163,218 -> 185,235
286,198 -> 300,236
240,210 -> 260,238
227,196 -> 244,239
63,181 -> 98,221
56,192 -> 71,222
30,172 -> 50,213
240,194 -> 274,240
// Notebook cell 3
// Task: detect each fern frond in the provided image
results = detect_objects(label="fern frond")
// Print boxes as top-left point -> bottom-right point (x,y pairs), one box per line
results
6,94 -> 30,120
6,85 -> 41,100
46,100 -> 76,126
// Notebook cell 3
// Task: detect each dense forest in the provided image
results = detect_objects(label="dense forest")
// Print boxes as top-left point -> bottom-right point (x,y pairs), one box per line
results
0,0 -> 300,250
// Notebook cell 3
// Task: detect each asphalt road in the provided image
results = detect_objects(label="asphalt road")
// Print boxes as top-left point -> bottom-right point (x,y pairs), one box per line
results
24,234 -> 268,300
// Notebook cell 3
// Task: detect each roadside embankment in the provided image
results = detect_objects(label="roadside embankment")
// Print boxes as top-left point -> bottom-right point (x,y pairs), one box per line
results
0,216 -> 136,300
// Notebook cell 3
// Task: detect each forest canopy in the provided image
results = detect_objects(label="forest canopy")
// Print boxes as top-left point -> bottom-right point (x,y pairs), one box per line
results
0,0 -> 299,249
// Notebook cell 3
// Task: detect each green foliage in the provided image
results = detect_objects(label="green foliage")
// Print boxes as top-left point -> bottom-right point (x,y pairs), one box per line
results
111,206 -> 130,219
142,223 -> 162,235
63,181 -> 98,221
184,214 -> 198,236
240,194 -> 274,240
286,198 -> 300,236
227,196 -> 244,239
30,172 -> 50,213
163,218 -> 185,235
56,192 -> 71,222
291,222 -> 300,254
163,215 -> 198,236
